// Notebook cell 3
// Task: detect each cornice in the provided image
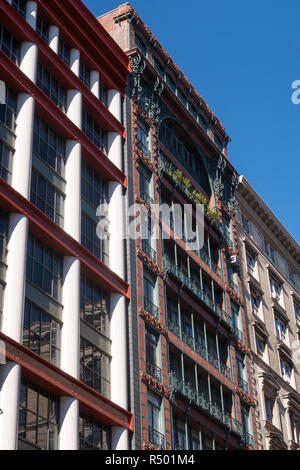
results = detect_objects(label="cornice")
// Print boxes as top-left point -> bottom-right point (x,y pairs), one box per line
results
109,3 -> 229,141
238,176 -> 300,265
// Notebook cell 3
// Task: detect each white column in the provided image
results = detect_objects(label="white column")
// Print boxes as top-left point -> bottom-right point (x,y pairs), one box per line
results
67,89 -> 82,129
6,0 -> 12,4
25,1 -> 37,30
107,89 -> 128,450
0,363 -> 21,450
19,42 -> 38,83
70,49 -> 80,77
59,397 -> 79,450
59,81 -> 82,448
90,71 -> 99,97
12,93 -> 35,198
49,25 -> 59,54
2,214 -> 28,342
61,257 -> 80,378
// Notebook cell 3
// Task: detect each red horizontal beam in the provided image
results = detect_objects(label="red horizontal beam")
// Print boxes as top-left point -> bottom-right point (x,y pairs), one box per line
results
0,51 -> 127,188
0,0 -> 126,135
0,179 -> 130,299
0,0 -> 129,93
43,0 -> 130,88
1,332 -> 133,431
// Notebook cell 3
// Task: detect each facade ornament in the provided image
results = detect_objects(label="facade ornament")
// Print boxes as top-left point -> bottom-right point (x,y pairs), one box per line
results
214,153 -> 226,197
228,171 -> 239,212
130,53 -> 146,100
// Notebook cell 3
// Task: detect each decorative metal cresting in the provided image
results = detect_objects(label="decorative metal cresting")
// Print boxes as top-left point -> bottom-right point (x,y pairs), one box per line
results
214,153 -> 226,198
130,52 -> 164,121
227,171 -> 239,212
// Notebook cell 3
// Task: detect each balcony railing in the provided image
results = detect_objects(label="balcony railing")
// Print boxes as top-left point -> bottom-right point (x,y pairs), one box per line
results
237,376 -> 249,394
144,297 -> 160,320
137,139 -> 152,160
223,233 -> 234,250
232,326 -> 244,343
146,360 -> 162,382
164,257 -> 232,331
168,373 -> 234,429
228,279 -> 239,295
142,240 -> 157,264
158,153 -> 222,232
167,321 -> 232,381
140,189 -> 154,206
242,432 -> 255,449
148,426 -> 166,450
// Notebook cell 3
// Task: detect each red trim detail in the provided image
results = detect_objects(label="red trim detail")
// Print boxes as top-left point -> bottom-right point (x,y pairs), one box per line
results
1,332 -> 133,431
0,179 -> 130,299
0,51 -> 127,188
0,0 -> 129,93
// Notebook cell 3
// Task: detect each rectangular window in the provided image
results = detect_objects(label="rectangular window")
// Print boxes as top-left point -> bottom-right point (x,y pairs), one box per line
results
275,315 -> 287,342
80,274 -> 110,336
81,212 -> 109,264
36,16 -> 49,43
0,140 -> 13,182
241,402 -> 251,436
177,87 -> 187,106
81,160 -> 108,209
80,337 -> 110,398
30,170 -> 64,226
265,239 -> 277,265
137,119 -> 151,158
99,81 -> 108,107
23,301 -> 61,366
82,110 -> 108,155
135,33 -> 147,57
139,165 -> 153,204
146,328 -> 161,381
18,378 -> 59,450
198,113 -> 208,132
26,234 -> 63,301
166,73 -> 176,92
250,290 -> 261,316
33,115 -> 66,175
214,133 -> 223,152
0,84 -> 17,131
242,214 -> 252,236
37,63 -> 67,113
0,210 -> 8,264
294,302 -> 300,322
188,102 -> 197,120
256,335 -> 266,358
58,38 -> 71,66
0,23 -> 20,65
265,396 -> 274,423
289,269 -> 297,288
246,251 -> 256,274
270,276 -> 281,300
147,391 -> 164,448
143,269 -> 156,304
280,359 -> 292,383
80,62 -> 91,88
79,412 -> 111,450
12,0 -> 26,18
153,57 -> 165,78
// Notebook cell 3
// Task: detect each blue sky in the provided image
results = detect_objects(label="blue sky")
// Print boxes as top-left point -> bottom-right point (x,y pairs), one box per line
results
84,0 -> 300,244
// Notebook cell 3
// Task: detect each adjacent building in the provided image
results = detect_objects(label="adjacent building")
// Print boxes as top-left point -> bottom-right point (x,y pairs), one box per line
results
236,176 -> 300,450
99,3 -> 258,450
0,0 -> 133,450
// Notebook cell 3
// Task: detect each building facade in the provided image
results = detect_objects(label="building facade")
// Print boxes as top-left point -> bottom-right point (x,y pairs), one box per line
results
0,0 -> 133,450
99,3 -> 258,451
236,176 -> 300,450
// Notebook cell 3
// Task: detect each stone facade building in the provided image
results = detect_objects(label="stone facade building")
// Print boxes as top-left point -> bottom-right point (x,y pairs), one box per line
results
236,175 -> 300,450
